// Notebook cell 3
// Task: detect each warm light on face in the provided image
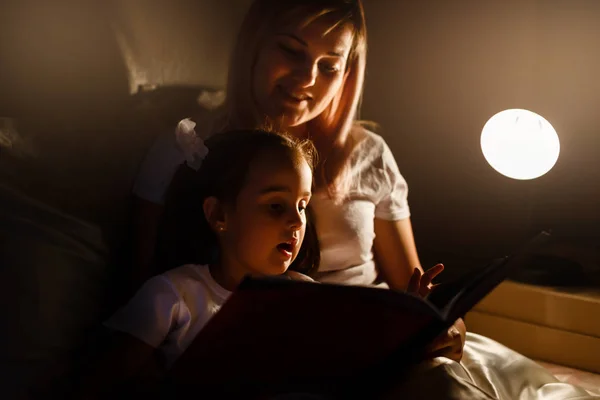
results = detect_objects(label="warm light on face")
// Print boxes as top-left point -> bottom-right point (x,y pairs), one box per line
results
481,109 -> 560,180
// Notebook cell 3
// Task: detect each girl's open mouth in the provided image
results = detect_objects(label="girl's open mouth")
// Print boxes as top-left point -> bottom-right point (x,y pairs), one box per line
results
276,241 -> 295,258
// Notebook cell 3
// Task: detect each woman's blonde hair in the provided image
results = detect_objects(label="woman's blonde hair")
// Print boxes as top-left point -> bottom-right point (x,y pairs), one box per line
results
216,0 -> 368,202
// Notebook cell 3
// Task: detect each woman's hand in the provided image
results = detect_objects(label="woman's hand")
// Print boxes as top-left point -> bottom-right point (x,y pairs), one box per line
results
424,318 -> 467,362
406,265 -> 467,362
407,263 -> 444,297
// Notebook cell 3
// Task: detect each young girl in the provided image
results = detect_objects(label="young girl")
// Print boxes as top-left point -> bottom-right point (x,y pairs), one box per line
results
76,128 -> 318,396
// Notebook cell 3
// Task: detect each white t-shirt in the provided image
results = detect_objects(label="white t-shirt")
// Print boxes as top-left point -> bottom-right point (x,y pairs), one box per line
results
311,128 -> 411,286
104,266 -> 313,368
104,264 -> 231,368
132,123 -> 410,287
133,128 -> 185,205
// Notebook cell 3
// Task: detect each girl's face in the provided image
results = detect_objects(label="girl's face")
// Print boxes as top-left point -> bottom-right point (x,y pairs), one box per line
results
253,18 -> 354,132
220,151 -> 313,281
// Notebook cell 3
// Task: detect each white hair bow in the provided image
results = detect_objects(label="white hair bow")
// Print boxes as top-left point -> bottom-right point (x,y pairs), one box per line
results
175,118 -> 209,171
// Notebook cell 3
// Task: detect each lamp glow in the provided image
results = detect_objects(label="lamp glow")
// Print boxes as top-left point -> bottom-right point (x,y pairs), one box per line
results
481,109 -> 560,180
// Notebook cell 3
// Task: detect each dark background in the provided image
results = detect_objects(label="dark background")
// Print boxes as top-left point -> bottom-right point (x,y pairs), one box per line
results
1,0 -> 599,395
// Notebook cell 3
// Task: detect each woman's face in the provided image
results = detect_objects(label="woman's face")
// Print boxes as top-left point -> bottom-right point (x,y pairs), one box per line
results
253,18 -> 354,132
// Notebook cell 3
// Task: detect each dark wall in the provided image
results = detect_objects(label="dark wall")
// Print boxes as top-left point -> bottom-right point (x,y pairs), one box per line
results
0,5 -> 249,392
362,0 -> 600,261
1,0 -> 598,261
0,0 -> 246,243
110,0 -> 250,91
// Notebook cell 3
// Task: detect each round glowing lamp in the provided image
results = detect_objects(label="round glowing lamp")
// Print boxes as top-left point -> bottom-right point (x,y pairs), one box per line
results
481,109 -> 560,180
480,109 -> 585,286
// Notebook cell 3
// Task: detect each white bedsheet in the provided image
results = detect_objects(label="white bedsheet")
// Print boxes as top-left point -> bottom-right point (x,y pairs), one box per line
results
384,333 -> 600,399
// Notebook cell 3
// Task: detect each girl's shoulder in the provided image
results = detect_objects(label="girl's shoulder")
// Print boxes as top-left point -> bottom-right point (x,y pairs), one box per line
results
284,270 -> 316,282
161,264 -> 231,303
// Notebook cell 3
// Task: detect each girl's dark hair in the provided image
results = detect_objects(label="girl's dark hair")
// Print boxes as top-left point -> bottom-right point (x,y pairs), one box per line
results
157,129 -> 320,276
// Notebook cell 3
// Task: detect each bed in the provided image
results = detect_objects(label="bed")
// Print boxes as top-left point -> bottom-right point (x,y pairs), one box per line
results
536,361 -> 600,395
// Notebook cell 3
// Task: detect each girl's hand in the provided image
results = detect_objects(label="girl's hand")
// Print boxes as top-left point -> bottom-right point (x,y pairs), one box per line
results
407,263 -> 444,297
424,318 -> 467,362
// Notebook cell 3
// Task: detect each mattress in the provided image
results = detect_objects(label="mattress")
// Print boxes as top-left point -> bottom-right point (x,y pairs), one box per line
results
537,360 -> 600,395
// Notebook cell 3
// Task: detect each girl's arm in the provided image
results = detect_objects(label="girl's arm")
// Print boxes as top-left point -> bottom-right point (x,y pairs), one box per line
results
74,330 -> 160,398
75,276 -> 181,396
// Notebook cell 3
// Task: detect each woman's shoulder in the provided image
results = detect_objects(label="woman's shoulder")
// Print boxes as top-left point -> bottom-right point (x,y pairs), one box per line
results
349,124 -> 392,167
351,123 -> 382,140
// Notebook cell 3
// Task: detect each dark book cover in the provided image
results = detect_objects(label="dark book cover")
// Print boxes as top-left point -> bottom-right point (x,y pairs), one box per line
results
165,231 -> 551,397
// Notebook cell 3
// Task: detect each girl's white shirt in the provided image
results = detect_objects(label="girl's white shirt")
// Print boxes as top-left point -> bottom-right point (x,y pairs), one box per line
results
105,265 -> 314,368
104,264 -> 230,368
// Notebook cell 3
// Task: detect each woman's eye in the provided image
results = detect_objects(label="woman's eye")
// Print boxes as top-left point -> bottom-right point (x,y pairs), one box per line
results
319,62 -> 339,74
269,203 -> 285,213
278,44 -> 300,57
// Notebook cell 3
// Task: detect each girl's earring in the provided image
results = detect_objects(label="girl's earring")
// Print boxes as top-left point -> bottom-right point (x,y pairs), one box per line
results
216,223 -> 226,232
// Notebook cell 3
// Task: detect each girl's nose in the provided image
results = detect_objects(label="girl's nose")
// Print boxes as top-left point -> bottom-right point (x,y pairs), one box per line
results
288,210 -> 304,231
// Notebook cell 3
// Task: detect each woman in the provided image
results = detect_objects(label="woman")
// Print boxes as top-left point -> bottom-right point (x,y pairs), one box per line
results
131,1 -> 596,398
133,0 -> 463,361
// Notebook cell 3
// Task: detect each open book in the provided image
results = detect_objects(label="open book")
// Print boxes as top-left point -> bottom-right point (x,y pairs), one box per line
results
166,231 -> 551,395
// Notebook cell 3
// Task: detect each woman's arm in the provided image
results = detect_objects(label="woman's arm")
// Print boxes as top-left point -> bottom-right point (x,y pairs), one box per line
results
130,122 -> 198,284
373,217 -> 466,361
131,196 -> 165,285
425,317 -> 466,362
373,217 -> 443,293
373,217 -> 422,291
